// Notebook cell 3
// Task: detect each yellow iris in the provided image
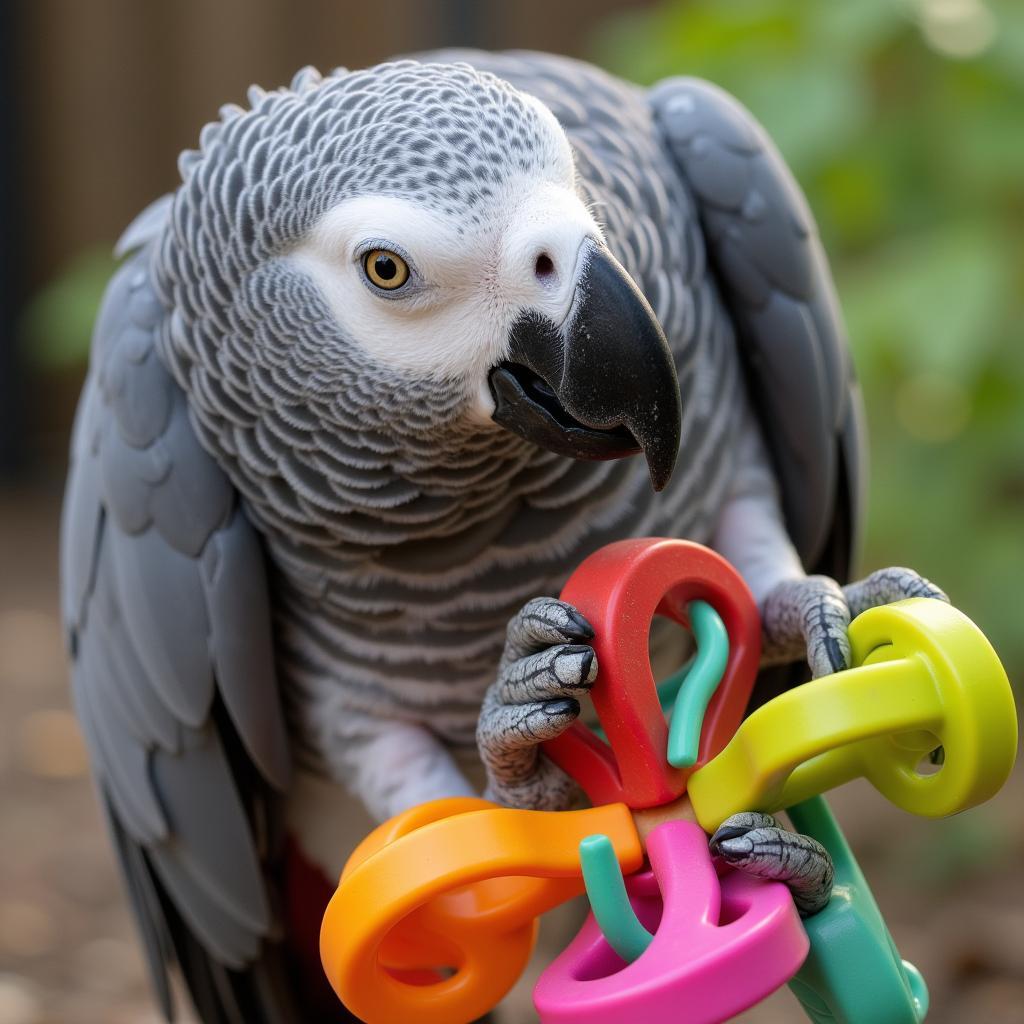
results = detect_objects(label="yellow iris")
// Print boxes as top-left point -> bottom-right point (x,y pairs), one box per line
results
363,250 -> 409,290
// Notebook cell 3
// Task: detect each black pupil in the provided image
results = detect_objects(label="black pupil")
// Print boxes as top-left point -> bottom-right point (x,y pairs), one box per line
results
374,254 -> 398,281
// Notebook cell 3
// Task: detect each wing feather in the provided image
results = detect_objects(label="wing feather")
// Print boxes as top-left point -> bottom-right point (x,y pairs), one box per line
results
651,76 -> 864,576
61,201 -> 298,1020
107,526 -> 216,727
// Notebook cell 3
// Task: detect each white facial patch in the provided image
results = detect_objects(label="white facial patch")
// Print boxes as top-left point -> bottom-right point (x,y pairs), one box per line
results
291,179 -> 602,422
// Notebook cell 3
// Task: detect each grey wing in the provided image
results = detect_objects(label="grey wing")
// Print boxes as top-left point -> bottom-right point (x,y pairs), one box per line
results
60,207 -> 299,1022
650,77 -> 866,581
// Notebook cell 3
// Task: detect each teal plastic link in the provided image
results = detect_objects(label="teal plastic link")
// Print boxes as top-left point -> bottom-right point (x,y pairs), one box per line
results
656,657 -> 693,715
666,601 -> 730,768
579,834 -> 654,963
580,602 -> 729,959
786,795 -> 929,1024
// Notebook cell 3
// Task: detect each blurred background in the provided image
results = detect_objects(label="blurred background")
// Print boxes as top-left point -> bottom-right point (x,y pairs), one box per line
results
1,0 -> 1021,1021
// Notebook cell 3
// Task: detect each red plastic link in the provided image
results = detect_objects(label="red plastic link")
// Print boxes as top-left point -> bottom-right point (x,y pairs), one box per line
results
543,538 -> 761,808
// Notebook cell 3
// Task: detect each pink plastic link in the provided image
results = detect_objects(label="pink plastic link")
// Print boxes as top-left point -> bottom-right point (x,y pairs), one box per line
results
534,820 -> 809,1024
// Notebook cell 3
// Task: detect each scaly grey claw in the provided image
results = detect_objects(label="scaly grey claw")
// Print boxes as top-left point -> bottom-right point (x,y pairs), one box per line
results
503,596 -> 595,659
760,566 -> 948,680
710,811 -> 779,852
842,567 -> 949,618
711,812 -> 834,917
761,575 -> 851,678
477,597 -> 597,811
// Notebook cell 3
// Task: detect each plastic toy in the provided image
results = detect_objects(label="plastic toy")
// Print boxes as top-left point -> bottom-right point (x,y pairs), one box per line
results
543,538 -> 762,808
785,796 -> 930,1024
687,595 -> 1016,826
321,798 -> 641,1024
534,820 -> 809,1024
320,537 -> 1017,1023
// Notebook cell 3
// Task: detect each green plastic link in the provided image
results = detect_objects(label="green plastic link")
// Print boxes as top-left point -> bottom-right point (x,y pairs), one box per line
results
786,795 -> 929,1023
579,834 -> 654,963
667,601 -> 730,768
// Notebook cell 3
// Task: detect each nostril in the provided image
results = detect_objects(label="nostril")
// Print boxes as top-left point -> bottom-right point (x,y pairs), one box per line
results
535,252 -> 555,280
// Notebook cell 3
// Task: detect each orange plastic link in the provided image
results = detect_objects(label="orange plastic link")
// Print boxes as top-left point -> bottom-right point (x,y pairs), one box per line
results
321,798 -> 642,1024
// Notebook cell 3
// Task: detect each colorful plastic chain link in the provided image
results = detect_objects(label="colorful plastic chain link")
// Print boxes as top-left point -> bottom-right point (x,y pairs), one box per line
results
665,600 -> 730,769
319,538 -> 1017,1024
686,594 -> 1017,829
786,795 -> 930,1024
543,539 -> 763,809
535,819 -> 809,1024
320,797 -> 642,1024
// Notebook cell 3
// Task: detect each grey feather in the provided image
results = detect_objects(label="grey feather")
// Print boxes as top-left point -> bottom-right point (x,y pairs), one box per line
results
650,76 -> 862,575
108,527 -> 215,728
103,792 -> 176,1019
59,439 -> 104,631
74,636 -> 168,843
61,215 -> 297,1019
200,512 -> 290,789
149,730 -> 271,936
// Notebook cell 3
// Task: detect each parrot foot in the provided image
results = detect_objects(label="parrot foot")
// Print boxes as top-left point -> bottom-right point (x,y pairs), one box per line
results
710,812 -> 834,917
476,596 -> 597,810
760,567 -> 948,678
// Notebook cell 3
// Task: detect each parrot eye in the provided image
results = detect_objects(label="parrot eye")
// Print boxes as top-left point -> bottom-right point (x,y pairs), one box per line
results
363,249 -> 409,291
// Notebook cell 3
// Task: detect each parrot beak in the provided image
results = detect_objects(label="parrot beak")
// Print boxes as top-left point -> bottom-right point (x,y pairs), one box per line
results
489,242 -> 682,491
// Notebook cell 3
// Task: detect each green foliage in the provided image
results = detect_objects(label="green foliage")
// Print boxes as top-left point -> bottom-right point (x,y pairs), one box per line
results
21,246 -> 117,370
593,0 -> 1024,678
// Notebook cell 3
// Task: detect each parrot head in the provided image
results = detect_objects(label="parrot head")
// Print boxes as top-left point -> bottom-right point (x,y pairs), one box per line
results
161,61 -> 682,497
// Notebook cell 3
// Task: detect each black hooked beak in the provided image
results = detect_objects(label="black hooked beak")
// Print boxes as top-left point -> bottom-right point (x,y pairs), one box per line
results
489,242 -> 682,491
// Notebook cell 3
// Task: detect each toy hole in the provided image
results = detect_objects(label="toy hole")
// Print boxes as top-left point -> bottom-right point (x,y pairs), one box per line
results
572,892 -> 664,982
386,965 -> 458,985
891,728 -> 939,753
650,615 -> 695,707
915,746 -> 944,776
378,919 -> 464,981
717,892 -> 751,927
572,943 -> 630,982
861,641 -> 896,665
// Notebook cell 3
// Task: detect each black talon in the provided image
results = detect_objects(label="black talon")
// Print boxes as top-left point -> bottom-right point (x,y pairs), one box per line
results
558,644 -> 593,661
543,698 -> 579,717
577,648 -> 595,683
709,824 -> 751,856
823,635 -> 848,674
565,609 -> 595,641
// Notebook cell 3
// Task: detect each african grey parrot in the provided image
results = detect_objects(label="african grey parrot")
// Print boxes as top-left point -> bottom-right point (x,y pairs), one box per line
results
60,50 -> 946,1022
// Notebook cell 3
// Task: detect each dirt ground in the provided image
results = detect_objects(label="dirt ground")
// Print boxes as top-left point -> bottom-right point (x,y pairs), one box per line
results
1,478 -> 1022,1024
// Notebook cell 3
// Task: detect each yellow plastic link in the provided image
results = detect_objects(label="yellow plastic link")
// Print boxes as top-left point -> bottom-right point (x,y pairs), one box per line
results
688,599 -> 1017,830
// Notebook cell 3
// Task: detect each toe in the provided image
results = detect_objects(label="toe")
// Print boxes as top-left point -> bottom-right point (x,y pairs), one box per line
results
709,812 -> 778,855
505,598 -> 594,660
761,576 -> 851,676
843,567 -> 949,618
712,823 -> 835,917
497,644 -> 597,704
478,695 -> 581,758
